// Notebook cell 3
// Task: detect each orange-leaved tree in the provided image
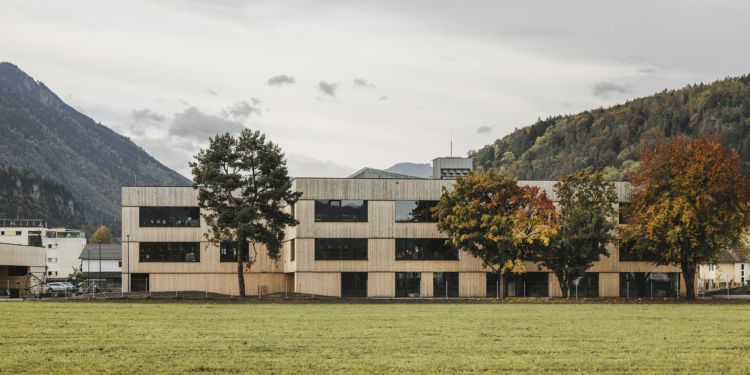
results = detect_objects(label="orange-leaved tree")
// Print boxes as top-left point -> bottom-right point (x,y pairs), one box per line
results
433,170 -> 557,299
620,133 -> 750,299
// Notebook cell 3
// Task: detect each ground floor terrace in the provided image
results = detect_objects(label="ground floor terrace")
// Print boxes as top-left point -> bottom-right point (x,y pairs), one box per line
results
125,271 -> 693,298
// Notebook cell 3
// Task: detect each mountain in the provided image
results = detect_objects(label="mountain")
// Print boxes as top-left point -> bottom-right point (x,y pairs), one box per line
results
0,165 -> 86,228
0,62 -> 191,223
385,163 -> 432,178
469,74 -> 750,180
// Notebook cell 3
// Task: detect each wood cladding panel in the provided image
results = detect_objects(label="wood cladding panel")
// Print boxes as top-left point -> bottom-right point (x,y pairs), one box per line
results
421,272 -> 433,297
459,273 -> 485,298
147,272 -> 287,295
368,272 -> 395,297
295,272 -> 340,297
292,179 -> 632,203
122,187 -> 199,207
549,275 -> 562,297
294,179 -> 455,201
599,273 -> 619,297
0,244 -> 45,267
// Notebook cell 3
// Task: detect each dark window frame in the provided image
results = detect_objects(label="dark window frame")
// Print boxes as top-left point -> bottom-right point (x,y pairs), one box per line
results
314,200 -> 368,222
314,238 -> 368,260
395,272 -> 421,297
395,238 -> 459,261
139,242 -> 201,262
139,207 -> 200,227
433,272 -> 459,297
395,201 -> 439,222
341,272 -> 368,297
220,241 -> 250,263
618,203 -> 632,225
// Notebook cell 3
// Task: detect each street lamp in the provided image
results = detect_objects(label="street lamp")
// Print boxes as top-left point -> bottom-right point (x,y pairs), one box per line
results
127,234 -> 130,293
99,240 -> 102,292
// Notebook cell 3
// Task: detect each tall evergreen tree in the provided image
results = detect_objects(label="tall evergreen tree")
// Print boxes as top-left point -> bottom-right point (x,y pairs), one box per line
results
190,129 -> 301,297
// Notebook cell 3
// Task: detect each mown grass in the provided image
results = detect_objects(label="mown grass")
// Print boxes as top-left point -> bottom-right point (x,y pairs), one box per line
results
1,301 -> 749,374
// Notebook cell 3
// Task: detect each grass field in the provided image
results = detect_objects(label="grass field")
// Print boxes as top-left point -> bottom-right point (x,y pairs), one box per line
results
1,301 -> 749,374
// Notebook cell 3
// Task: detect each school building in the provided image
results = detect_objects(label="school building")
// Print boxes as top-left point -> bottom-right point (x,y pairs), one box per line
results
121,157 -> 692,298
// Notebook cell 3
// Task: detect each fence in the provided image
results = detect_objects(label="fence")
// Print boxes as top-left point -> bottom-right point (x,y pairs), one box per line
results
79,279 -> 122,292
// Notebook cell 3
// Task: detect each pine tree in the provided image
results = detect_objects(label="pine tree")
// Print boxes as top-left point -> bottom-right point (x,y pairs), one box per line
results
190,129 -> 301,297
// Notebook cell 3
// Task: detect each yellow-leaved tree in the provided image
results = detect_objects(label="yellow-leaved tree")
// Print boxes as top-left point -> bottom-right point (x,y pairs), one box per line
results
89,226 -> 113,244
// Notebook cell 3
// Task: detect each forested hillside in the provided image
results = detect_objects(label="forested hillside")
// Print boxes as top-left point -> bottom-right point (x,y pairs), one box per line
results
0,62 -> 191,224
0,166 -> 86,228
469,74 -> 750,180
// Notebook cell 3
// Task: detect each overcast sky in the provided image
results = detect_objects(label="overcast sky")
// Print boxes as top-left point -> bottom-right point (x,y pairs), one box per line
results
2,1 -> 749,178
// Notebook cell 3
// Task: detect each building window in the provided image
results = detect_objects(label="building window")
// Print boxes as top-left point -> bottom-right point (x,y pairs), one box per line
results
618,203 -> 632,224
709,264 -> 714,271
620,272 -> 678,298
220,241 -> 249,262
314,239 -> 368,260
433,272 -> 458,297
139,242 -> 200,262
47,258 -> 57,263
290,239 -> 295,261
618,240 -> 644,261
139,207 -> 200,227
341,272 -> 367,297
571,273 -> 599,297
314,200 -> 367,222
395,201 -> 438,222
118,261 -> 122,268
486,272 -> 549,297
395,239 -> 458,260
8,266 -> 27,276
15,231 -> 21,236
47,271 -> 57,277
395,272 -> 421,297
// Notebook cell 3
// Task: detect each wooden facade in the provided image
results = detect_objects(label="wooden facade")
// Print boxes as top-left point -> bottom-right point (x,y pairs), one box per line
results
122,180 -> 691,298
0,243 -> 46,293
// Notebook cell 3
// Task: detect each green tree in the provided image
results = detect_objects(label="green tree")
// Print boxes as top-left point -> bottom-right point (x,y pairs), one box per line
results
190,129 -> 301,297
89,226 -> 112,244
620,133 -> 750,299
433,170 -> 556,299
536,169 -> 618,298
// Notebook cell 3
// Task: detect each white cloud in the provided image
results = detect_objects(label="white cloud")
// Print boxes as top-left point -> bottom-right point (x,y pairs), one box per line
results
285,152 -> 357,178
168,106 -> 246,140
5,0 -> 750,180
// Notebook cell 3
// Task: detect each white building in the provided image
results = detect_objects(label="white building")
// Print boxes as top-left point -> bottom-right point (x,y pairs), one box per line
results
79,244 -> 122,289
0,219 -> 87,281
699,249 -> 748,288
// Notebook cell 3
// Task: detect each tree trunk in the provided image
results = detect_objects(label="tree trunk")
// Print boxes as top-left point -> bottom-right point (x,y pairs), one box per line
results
499,273 -> 506,300
556,272 -> 569,298
681,261 -> 696,300
237,259 -> 246,297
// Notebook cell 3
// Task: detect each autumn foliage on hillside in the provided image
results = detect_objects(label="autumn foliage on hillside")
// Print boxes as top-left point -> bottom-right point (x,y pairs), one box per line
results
470,75 -> 750,180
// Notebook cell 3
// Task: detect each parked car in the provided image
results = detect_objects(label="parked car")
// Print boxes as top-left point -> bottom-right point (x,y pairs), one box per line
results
46,282 -> 74,293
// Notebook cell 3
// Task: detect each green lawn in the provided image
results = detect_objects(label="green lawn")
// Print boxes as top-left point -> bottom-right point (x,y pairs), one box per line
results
1,301 -> 749,374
